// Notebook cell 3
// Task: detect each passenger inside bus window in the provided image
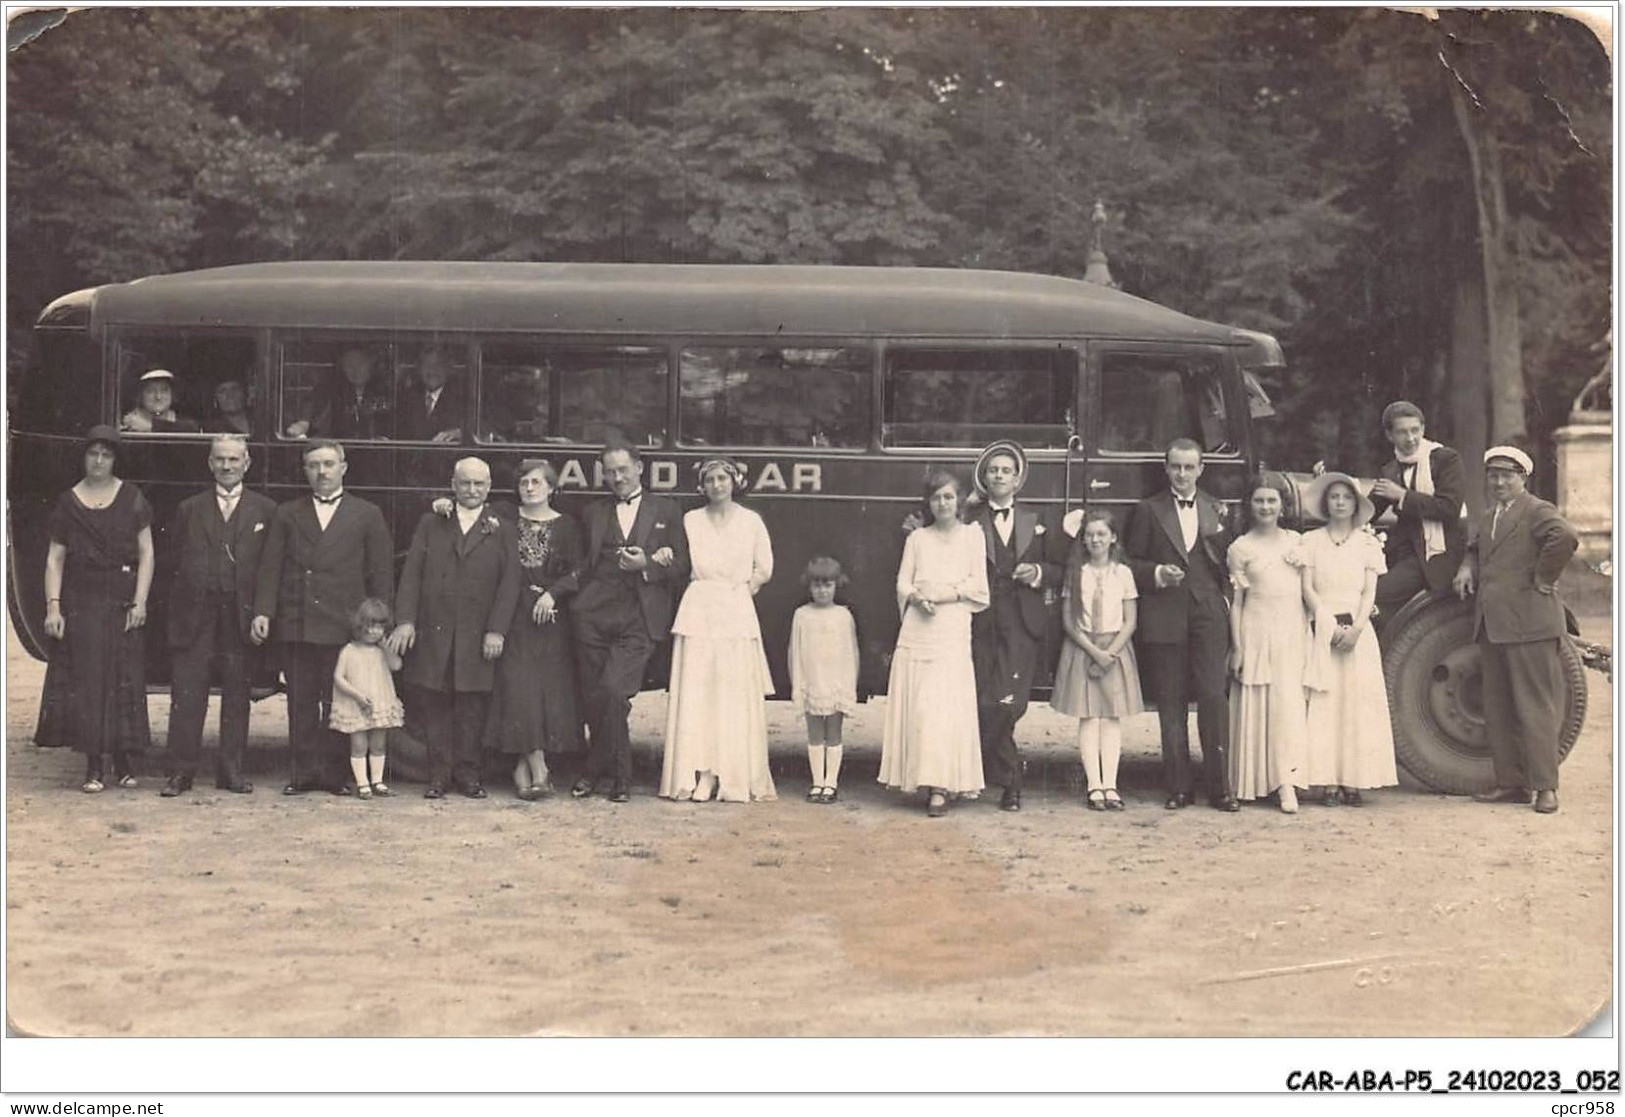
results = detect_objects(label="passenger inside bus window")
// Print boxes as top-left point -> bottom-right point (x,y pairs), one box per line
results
283,344 -> 393,440
478,344 -> 666,447
882,348 -> 1074,449
397,344 -> 468,443
678,347 -> 870,448
120,369 -> 201,433
1096,353 -> 1232,455
204,377 -> 254,437
116,333 -> 255,436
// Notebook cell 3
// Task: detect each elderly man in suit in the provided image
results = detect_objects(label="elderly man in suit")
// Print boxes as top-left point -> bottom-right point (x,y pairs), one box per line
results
251,440 -> 393,795
1453,446 -> 1579,815
1124,438 -> 1238,811
560,440 -> 690,803
160,435 -> 276,796
968,441 -> 1063,812
396,344 -> 466,443
387,457 -> 519,799
1369,400 -> 1466,621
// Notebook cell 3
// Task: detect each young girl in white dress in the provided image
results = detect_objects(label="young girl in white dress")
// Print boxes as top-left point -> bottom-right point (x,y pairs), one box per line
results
1299,472 -> 1398,805
879,469 -> 990,817
1050,509 -> 1144,811
789,555 -> 860,804
331,597 -> 405,800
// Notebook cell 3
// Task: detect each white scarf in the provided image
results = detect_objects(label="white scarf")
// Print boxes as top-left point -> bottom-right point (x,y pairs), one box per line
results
1395,437 -> 1448,562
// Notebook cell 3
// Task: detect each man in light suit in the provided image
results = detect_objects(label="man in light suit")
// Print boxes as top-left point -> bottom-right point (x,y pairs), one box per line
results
1453,446 -> 1578,815
1124,438 -> 1238,811
387,457 -> 519,799
161,435 -> 276,796
559,441 -> 690,802
969,441 -> 1064,812
251,440 -> 393,794
1369,400 -> 1467,621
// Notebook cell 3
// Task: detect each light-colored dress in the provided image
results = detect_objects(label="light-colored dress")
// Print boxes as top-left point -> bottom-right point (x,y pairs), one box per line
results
1051,558 -> 1145,719
661,504 -> 777,802
1301,528 -> 1399,789
330,642 -> 405,733
789,603 -> 859,717
1227,530 -> 1310,800
879,523 -> 990,795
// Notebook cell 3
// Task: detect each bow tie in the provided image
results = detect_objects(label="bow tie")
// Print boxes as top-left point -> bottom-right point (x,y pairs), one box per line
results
992,507 -> 1012,522
217,487 -> 240,500
1176,497 -> 1196,510
314,493 -> 342,506
619,492 -> 641,506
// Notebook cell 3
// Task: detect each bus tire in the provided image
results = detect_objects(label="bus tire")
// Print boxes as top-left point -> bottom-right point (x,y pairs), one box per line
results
1383,596 -> 1587,795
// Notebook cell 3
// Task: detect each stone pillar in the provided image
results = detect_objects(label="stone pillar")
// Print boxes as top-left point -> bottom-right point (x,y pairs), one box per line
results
1554,367 -> 1612,563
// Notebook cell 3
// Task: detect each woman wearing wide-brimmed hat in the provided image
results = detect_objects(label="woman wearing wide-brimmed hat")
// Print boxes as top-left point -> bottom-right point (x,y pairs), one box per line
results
34,425 -> 155,791
1298,471 -> 1397,806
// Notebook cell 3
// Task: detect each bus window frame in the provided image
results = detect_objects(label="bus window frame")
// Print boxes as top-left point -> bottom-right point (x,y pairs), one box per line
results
876,339 -> 1083,454
1085,341 -> 1248,462
673,336 -> 877,455
107,323 -> 268,440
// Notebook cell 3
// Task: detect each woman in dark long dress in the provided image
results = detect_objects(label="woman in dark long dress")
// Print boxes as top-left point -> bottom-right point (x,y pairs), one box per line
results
484,459 -> 584,798
35,425 -> 155,791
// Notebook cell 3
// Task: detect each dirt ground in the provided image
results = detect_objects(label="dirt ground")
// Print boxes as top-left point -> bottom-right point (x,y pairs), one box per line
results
5,619 -> 1614,1039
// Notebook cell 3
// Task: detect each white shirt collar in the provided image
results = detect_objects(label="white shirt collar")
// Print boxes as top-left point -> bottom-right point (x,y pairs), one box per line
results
455,503 -> 484,531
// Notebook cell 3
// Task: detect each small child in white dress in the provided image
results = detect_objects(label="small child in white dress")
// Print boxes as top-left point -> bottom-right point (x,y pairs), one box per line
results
331,597 -> 405,800
788,556 -> 859,804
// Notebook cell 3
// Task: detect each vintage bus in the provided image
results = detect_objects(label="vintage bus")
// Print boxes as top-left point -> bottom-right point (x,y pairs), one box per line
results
8,262 -> 1586,792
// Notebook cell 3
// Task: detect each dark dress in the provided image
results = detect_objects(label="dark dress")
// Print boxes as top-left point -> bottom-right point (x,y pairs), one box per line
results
484,513 -> 585,755
34,483 -> 154,761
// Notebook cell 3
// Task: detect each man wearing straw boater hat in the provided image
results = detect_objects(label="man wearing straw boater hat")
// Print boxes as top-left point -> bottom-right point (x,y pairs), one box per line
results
969,440 -> 1064,812
1451,445 -> 1578,815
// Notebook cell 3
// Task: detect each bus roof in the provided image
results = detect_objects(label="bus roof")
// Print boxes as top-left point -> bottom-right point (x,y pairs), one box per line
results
57,261 -> 1250,344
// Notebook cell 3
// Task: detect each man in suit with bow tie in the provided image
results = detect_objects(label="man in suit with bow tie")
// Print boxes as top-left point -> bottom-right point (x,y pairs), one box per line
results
969,441 -> 1063,812
395,344 -> 467,443
1124,438 -> 1238,811
251,440 -> 393,794
559,441 -> 690,802
387,457 -> 520,799
1369,400 -> 1466,622
1453,446 -> 1578,815
160,435 -> 276,796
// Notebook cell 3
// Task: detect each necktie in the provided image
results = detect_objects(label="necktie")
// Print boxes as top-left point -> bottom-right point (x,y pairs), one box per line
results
217,487 -> 239,519
425,391 -> 436,415
1492,501 -> 1510,539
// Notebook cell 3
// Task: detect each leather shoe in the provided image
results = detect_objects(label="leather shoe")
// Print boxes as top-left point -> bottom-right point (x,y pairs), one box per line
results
1473,787 -> 1532,804
1000,788 -> 1021,812
570,777 -> 596,799
1533,789 -> 1559,814
608,785 -> 630,803
463,783 -> 488,800
160,776 -> 192,798
424,784 -> 446,800
217,780 -> 253,794
1164,792 -> 1192,810
1214,796 -> 1241,813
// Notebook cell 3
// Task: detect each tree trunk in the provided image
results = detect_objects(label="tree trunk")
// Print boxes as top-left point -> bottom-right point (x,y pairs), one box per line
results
1449,274 -> 1490,518
1447,67 -> 1527,447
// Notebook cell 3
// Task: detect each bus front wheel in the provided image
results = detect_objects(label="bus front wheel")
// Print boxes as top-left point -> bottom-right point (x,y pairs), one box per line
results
1382,596 -> 1587,795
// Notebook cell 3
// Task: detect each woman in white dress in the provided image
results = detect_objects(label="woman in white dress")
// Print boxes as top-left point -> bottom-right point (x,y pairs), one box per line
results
660,457 -> 777,803
879,469 -> 990,817
1299,472 -> 1398,805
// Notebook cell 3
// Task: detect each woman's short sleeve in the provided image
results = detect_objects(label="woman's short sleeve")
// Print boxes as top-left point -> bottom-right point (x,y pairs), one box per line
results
1116,563 -> 1138,601
130,486 -> 154,531
1227,536 -> 1252,590
46,493 -> 72,545
1362,530 -> 1389,575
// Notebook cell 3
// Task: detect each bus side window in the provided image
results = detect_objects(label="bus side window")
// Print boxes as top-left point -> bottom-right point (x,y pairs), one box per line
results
18,331 -> 101,434
1096,352 -> 1233,455
678,346 -> 870,448
476,344 -> 666,447
115,332 -> 255,435
882,348 -> 1075,449
280,340 -> 395,441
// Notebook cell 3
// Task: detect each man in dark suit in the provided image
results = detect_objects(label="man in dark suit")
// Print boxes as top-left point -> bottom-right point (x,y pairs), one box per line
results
387,457 -> 520,799
1453,446 -> 1579,815
1124,438 -> 1238,811
968,441 -> 1064,812
559,441 -> 690,802
160,435 -> 276,796
395,344 -> 466,443
1369,400 -> 1466,621
251,440 -> 393,795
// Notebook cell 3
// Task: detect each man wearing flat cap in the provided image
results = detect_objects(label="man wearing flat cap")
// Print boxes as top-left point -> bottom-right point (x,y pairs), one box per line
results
1452,446 -> 1578,814
121,369 -> 200,434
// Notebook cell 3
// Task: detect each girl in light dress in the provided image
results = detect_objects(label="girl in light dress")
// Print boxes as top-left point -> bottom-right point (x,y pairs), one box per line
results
879,469 -> 990,818
1299,472 -> 1398,805
789,555 -> 860,804
1050,509 -> 1144,811
660,457 -> 777,803
330,597 -> 405,800
1226,478 -> 1311,814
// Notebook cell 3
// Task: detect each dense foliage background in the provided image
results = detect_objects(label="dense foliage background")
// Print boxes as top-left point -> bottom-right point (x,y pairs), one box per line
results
7,7 -> 1611,492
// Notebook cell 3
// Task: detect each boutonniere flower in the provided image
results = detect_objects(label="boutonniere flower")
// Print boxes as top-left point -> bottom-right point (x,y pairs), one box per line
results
481,514 -> 499,535
1033,522 -> 1046,536
654,520 -> 667,530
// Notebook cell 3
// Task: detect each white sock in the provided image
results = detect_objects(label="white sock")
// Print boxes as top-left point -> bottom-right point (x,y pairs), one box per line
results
824,745 -> 843,789
1100,720 -> 1122,790
368,752 -> 387,786
808,745 -> 825,788
1077,720 -> 1103,791
350,756 -> 370,790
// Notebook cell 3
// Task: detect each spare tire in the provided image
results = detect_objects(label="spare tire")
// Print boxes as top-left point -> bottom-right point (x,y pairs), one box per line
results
1381,595 -> 1587,794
